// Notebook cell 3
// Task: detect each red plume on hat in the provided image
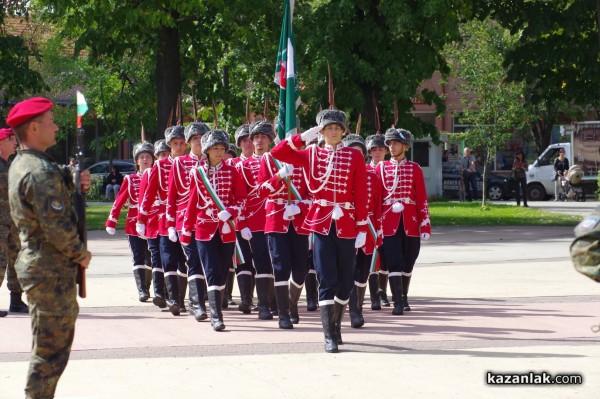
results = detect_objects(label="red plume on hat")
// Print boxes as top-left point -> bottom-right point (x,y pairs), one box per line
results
6,97 -> 54,128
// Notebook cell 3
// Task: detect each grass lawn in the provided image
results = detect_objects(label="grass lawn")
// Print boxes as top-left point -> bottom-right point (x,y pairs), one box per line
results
86,201 -> 581,231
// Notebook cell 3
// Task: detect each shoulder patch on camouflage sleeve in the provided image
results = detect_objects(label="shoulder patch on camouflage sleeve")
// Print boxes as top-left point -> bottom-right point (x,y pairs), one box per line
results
574,214 -> 600,237
50,198 -> 64,211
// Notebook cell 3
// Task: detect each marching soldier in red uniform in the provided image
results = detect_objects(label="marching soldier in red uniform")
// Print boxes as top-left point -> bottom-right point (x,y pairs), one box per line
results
166,122 -> 210,321
180,130 -> 247,331
137,126 -> 187,316
377,128 -> 431,315
256,121 -> 311,329
342,134 -> 382,328
236,121 -> 276,320
105,141 -> 155,302
365,134 -> 389,310
271,109 -> 368,353
137,140 -> 171,309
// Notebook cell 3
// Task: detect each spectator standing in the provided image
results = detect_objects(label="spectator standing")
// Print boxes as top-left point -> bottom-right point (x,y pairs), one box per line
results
554,148 -> 569,201
512,150 -> 529,207
461,147 -> 478,201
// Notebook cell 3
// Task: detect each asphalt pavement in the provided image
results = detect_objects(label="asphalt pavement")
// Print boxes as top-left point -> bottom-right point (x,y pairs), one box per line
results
0,200 -> 599,398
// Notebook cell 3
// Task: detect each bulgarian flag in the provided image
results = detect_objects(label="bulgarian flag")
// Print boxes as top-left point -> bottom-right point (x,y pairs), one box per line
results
76,91 -> 89,129
274,0 -> 299,140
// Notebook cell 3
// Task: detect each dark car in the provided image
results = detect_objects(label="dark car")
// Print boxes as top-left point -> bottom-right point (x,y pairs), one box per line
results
87,160 -> 136,178
442,162 -> 514,200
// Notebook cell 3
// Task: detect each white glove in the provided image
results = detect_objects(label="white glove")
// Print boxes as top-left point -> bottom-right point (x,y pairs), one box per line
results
168,227 -> 178,243
240,227 -> 253,241
421,232 -> 430,241
135,223 -> 146,238
283,204 -> 301,220
278,164 -> 294,179
105,227 -> 116,235
217,210 -> 232,222
354,231 -> 367,248
300,125 -> 322,143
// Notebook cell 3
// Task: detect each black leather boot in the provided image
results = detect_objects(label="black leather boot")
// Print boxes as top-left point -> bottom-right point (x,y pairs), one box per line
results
144,268 -> 152,294
0,309 -> 7,317
226,270 -> 236,306
304,272 -> 319,311
368,273 -> 381,310
389,276 -> 404,315
289,283 -> 302,324
402,275 -> 412,311
319,304 -> 338,353
379,272 -> 390,307
165,274 -> 181,316
8,292 -> 28,313
251,274 -> 257,311
268,278 -> 278,316
275,285 -> 293,329
133,268 -> 150,302
178,275 -> 188,312
333,301 -> 346,345
208,290 -> 225,331
152,270 -> 167,309
189,279 -> 208,321
236,273 -> 252,314
255,278 -> 273,320
348,285 -> 364,328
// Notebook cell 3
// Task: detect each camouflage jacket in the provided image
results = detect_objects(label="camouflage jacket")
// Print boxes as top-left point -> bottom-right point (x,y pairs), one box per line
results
0,157 -> 14,225
8,149 -> 87,278
570,206 -> 600,283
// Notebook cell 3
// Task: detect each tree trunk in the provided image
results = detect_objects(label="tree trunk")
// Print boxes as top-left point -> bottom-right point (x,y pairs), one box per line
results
531,115 -> 555,155
155,24 -> 181,140
481,146 -> 490,207
361,84 -> 380,133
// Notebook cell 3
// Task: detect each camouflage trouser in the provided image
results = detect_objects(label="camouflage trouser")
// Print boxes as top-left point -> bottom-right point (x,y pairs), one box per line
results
0,224 -> 22,294
18,275 -> 78,399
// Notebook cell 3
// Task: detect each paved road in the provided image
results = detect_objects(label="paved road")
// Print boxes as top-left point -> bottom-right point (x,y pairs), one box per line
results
0,205 -> 599,398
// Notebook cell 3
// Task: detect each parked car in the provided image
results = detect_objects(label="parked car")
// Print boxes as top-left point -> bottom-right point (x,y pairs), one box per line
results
87,160 -> 136,178
442,162 -> 514,200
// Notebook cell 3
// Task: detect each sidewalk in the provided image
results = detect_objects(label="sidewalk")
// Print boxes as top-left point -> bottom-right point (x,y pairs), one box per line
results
1,223 -> 599,398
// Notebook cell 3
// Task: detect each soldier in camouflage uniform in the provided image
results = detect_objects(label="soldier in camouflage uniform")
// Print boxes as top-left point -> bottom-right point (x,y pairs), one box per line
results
0,127 -> 29,317
571,206 -> 600,283
6,97 -> 92,399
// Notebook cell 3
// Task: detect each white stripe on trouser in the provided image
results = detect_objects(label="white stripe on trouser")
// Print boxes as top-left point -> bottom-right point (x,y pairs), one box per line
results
307,269 -> 317,275
152,268 -> 164,273
255,274 -> 274,279
207,284 -> 225,292
229,267 -> 235,272
401,271 -> 412,276
177,270 -> 187,277
334,296 -> 349,305
164,271 -> 178,277
144,265 -> 152,270
379,270 -> 389,275
188,274 -> 205,281
319,299 -> 335,306
132,265 -> 146,271
389,272 -> 402,278
290,279 -> 303,289
274,280 -> 288,287
237,270 -> 252,276
355,281 -> 368,288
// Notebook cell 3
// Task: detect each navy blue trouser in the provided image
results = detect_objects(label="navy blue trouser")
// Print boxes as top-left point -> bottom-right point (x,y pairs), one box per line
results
235,231 -> 254,276
266,225 -> 309,285
196,233 -> 234,290
181,231 -> 204,279
147,237 -> 162,272
312,223 -> 356,302
354,249 -> 371,284
382,219 -> 421,275
160,235 -> 187,276
249,232 -> 273,277
128,235 -> 150,267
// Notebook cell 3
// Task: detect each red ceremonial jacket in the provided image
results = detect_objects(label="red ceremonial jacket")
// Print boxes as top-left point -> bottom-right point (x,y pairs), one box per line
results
236,154 -> 268,232
256,152 -> 310,235
138,156 -> 173,236
105,172 -> 142,236
180,161 -> 247,244
376,158 -> 431,237
166,153 -> 203,232
360,167 -> 383,255
270,135 -> 369,239
226,154 -> 248,167
136,168 -> 160,239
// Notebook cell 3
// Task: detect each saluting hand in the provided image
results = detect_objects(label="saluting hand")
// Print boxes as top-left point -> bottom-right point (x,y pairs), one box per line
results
80,169 -> 91,193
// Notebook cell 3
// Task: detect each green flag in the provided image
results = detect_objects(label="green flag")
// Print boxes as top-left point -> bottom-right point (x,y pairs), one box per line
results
274,0 -> 299,140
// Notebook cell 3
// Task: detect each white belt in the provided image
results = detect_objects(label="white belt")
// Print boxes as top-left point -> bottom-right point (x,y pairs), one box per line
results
268,198 -> 301,205
383,198 -> 415,205
314,200 -> 354,209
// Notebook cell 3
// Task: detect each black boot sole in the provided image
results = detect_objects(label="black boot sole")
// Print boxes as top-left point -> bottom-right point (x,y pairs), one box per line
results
153,296 -> 167,309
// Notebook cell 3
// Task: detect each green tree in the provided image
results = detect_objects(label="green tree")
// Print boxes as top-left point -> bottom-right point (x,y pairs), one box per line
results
476,0 -> 600,154
444,18 -> 531,207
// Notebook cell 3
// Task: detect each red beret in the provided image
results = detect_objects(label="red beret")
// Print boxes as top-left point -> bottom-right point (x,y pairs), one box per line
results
6,97 -> 54,128
0,128 -> 15,141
